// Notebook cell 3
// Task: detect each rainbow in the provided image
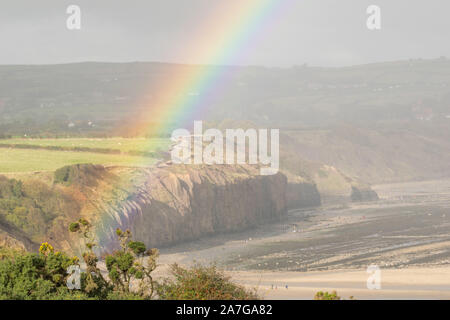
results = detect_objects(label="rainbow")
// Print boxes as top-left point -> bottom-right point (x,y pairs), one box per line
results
93,0 -> 287,250
135,0 -> 286,137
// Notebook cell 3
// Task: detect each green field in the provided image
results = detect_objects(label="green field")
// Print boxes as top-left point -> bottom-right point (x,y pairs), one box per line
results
1,138 -> 170,153
0,138 -> 166,173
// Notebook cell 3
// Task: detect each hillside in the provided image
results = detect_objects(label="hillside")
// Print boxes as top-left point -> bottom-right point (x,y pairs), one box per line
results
0,159 -> 338,254
1,59 -> 449,136
5,59 -> 450,252
282,122 -> 450,184
2,59 -> 449,185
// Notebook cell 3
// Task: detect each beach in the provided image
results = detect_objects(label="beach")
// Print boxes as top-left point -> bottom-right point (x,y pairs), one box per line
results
229,267 -> 450,300
156,179 -> 450,299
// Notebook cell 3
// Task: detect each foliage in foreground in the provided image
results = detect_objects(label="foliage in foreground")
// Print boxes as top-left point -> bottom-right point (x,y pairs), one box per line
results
0,219 -> 259,300
314,290 -> 341,300
0,244 -> 86,300
157,263 -> 259,300
0,218 -> 158,300
314,290 -> 355,300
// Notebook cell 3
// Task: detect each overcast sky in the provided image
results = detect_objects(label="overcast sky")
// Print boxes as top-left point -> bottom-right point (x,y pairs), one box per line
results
1,0 -> 449,67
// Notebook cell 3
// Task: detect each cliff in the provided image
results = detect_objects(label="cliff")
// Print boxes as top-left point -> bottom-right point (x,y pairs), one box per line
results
286,182 -> 321,209
77,164 -> 288,253
0,164 -> 289,254
281,151 -> 378,205
351,186 -> 380,202
0,160 -> 378,255
280,153 -> 321,209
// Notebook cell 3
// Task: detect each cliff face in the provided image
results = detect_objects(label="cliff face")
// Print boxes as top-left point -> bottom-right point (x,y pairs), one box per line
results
0,229 -> 36,252
0,163 -> 290,254
0,161 -> 381,254
284,125 -> 450,185
286,182 -> 321,209
351,186 -> 379,202
91,164 -> 287,252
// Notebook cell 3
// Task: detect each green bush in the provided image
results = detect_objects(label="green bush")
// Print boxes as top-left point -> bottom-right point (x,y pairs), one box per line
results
53,164 -> 106,187
157,263 -> 259,300
1,218 -> 260,300
69,220 -> 159,299
0,244 -> 88,300
53,166 -> 72,185
314,290 -> 341,300
0,221 -> 159,300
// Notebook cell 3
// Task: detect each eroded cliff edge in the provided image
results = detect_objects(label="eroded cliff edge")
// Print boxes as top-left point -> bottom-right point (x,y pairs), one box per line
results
71,164 -> 288,253
0,162 -> 375,253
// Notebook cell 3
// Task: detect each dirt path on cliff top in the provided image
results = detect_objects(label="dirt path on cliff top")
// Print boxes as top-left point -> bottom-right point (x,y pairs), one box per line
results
155,179 -> 450,299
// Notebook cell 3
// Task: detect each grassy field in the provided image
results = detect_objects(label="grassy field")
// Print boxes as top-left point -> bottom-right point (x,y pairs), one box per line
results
0,139 -> 164,173
1,138 -> 170,153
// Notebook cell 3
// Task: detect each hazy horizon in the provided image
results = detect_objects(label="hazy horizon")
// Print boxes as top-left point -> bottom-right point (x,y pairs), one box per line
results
0,56 -> 447,70
1,0 -> 449,67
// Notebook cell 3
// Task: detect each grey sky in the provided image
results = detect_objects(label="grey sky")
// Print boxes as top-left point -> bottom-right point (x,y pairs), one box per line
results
1,0 -> 449,67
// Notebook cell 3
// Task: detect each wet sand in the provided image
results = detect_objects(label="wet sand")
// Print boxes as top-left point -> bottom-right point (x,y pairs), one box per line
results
156,179 -> 450,299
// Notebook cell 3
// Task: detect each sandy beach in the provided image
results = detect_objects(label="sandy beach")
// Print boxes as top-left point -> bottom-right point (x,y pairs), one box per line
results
228,267 -> 450,300
156,179 -> 450,299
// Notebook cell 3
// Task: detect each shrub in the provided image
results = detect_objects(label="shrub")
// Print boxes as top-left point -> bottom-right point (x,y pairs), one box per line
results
0,219 -> 158,300
53,164 -> 106,187
69,220 -> 159,299
0,246 -> 87,300
68,222 -> 80,233
1,218 -> 259,300
103,229 -> 158,297
157,263 -> 259,300
54,166 -> 72,185
314,290 -> 341,300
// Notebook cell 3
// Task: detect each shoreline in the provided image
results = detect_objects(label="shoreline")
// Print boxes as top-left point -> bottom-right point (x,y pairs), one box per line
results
228,266 -> 450,299
156,179 -> 450,299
